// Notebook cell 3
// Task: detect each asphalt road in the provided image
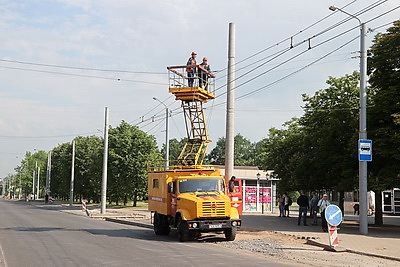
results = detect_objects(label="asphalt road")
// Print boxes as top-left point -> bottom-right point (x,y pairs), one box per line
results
0,200 -> 293,267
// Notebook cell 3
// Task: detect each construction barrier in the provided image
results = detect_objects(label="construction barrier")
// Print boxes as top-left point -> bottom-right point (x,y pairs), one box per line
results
328,225 -> 339,247
82,200 -> 90,216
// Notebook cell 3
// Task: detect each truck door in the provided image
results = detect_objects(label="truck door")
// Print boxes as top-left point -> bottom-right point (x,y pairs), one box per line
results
170,181 -> 177,216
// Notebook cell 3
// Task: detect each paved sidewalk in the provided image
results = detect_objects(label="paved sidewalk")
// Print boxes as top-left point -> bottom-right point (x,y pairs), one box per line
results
34,202 -> 400,261
241,212 -> 400,261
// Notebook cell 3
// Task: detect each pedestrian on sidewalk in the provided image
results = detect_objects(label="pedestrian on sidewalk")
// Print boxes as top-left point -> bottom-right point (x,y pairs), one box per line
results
318,194 -> 331,232
310,191 -> 319,225
284,194 -> 292,217
278,195 -> 285,217
297,191 -> 309,226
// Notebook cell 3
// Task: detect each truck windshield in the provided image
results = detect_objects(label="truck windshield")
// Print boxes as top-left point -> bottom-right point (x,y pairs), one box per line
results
179,179 -> 225,193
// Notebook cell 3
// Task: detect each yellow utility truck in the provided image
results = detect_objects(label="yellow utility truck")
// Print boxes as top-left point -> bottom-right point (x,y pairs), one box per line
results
147,65 -> 241,241
148,166 -> 241,241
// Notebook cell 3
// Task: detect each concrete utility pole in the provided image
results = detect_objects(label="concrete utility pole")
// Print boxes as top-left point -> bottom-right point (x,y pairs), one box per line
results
69,139 -> 75,206
45,151 -> 52,197
225,22 -> 236,184
2,178 -> 5,197
33,161 -> 37,200
101,107 -> 109,214
329,5 -> 368,235
153,97 -> 169,168
37,167 -> 40,199
19,172 -> 22,200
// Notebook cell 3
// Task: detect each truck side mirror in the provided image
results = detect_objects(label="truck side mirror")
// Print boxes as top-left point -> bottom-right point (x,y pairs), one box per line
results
168,182 -> 174,193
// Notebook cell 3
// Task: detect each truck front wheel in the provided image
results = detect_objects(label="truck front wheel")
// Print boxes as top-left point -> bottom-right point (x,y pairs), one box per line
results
224,227 -> 237,241
177,218 -> 189,242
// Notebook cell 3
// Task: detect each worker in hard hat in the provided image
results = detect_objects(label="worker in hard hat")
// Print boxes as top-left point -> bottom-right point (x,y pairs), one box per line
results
186,52 -> 197,87
199,57 -> 211,90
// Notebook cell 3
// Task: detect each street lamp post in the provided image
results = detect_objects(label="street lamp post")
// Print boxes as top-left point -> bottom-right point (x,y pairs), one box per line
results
266,173 -> 273,214
329,5 -> 368,235
257,173 -> 264,214
153,97 -> 170,169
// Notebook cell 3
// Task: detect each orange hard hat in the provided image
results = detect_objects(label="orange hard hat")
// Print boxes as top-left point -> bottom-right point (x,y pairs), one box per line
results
203,57 -> 208,61
191,51 -> 197,55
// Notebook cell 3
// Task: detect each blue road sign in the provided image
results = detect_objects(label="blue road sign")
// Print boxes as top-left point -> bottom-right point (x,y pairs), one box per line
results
359,139 -> 372,161
325,204 -> 342,227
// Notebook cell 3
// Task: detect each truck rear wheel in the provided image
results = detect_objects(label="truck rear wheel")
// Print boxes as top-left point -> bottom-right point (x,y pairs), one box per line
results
224,227 -> 237,241
177,218 -> 189,242
154,212 -> 170,236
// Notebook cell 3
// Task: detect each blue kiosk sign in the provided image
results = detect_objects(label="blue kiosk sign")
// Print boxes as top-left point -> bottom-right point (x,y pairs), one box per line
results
359,139 -> 372,161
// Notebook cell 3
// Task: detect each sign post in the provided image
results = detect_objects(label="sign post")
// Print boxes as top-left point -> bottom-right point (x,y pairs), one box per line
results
325,204 -> 343,250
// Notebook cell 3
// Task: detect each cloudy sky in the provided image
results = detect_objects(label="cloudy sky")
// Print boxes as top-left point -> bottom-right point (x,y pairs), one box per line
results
0,0 -> 399,177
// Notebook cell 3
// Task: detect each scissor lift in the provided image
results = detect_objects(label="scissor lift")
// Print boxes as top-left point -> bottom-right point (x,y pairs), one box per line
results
167,65 -> 215,166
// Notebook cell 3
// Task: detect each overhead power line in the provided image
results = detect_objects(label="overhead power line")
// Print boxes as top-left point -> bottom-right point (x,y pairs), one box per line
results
0,65 -> 166,85
214,0 -> 391,90
0,58 -> 166,75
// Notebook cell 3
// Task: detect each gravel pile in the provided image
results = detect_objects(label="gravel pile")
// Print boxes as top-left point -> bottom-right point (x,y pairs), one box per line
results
218,238 -> 283,257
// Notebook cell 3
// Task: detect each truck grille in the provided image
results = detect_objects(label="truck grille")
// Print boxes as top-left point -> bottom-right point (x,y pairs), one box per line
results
200,201 -> 227,217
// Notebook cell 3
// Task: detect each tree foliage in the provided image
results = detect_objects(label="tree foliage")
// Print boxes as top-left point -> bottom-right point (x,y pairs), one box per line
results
368,20 -> 400,191
206,134 -> 256,166
12,121 -> 162,206
258,72 -> 360,193
108,121 -> 162,206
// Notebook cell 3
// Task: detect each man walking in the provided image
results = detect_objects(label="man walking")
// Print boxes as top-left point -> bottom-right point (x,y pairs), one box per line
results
297,191 -> 309,226
310,191 -> 319,225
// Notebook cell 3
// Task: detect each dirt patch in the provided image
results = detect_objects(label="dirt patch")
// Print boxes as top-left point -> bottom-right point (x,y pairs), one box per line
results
218,229 -> 400,267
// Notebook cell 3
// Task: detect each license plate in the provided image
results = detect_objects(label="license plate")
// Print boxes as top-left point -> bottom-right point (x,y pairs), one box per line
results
209,224 -> 222,229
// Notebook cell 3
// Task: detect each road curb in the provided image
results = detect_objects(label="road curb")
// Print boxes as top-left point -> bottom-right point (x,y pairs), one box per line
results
306,239 -> 400,262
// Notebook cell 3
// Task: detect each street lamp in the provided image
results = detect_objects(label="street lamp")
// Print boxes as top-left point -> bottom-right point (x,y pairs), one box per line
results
266,172 -> 273,214
329,5 -> 368,235
257,173 -> 264,214
153,97 -> 170,169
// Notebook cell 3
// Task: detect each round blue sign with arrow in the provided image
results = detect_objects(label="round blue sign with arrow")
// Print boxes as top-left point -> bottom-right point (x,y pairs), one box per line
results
325,204 -> 343,226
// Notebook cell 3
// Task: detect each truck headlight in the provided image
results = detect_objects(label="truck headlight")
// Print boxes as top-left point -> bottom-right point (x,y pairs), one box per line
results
192,222 -> 198,228
232,221 -> 237,227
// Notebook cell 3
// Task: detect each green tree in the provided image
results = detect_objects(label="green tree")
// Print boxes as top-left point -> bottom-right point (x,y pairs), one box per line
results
368,20 -> 400,225
258,72 -> 360,203
51,142 -> 73,200
108,121 -> 162,206
206,134 -> 256,166
257,119 -> 305,193
16,150 -> 48,199
161,137 -> 187,165
73,136 -> 103,203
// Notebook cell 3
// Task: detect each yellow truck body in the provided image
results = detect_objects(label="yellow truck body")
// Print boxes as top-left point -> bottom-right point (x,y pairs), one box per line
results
148,166 -> 241,241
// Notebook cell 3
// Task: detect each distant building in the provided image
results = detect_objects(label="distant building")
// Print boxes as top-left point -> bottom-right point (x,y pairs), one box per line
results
218,166 -> 279,213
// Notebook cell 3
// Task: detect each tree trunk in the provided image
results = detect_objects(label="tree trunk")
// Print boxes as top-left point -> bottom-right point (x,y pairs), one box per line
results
123,195 -> 128,206
339,191 -> 345,216
133,192 -> 137,207
375,190 -> 383,226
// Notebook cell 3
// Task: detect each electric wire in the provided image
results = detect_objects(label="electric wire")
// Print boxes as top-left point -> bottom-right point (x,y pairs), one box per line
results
0,65 -> 166,85
213,0 -> 390,91
237,35 -> 360,100
215,3 -> 399,97
0,58 -> 166,75
215,0 -> 359,78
